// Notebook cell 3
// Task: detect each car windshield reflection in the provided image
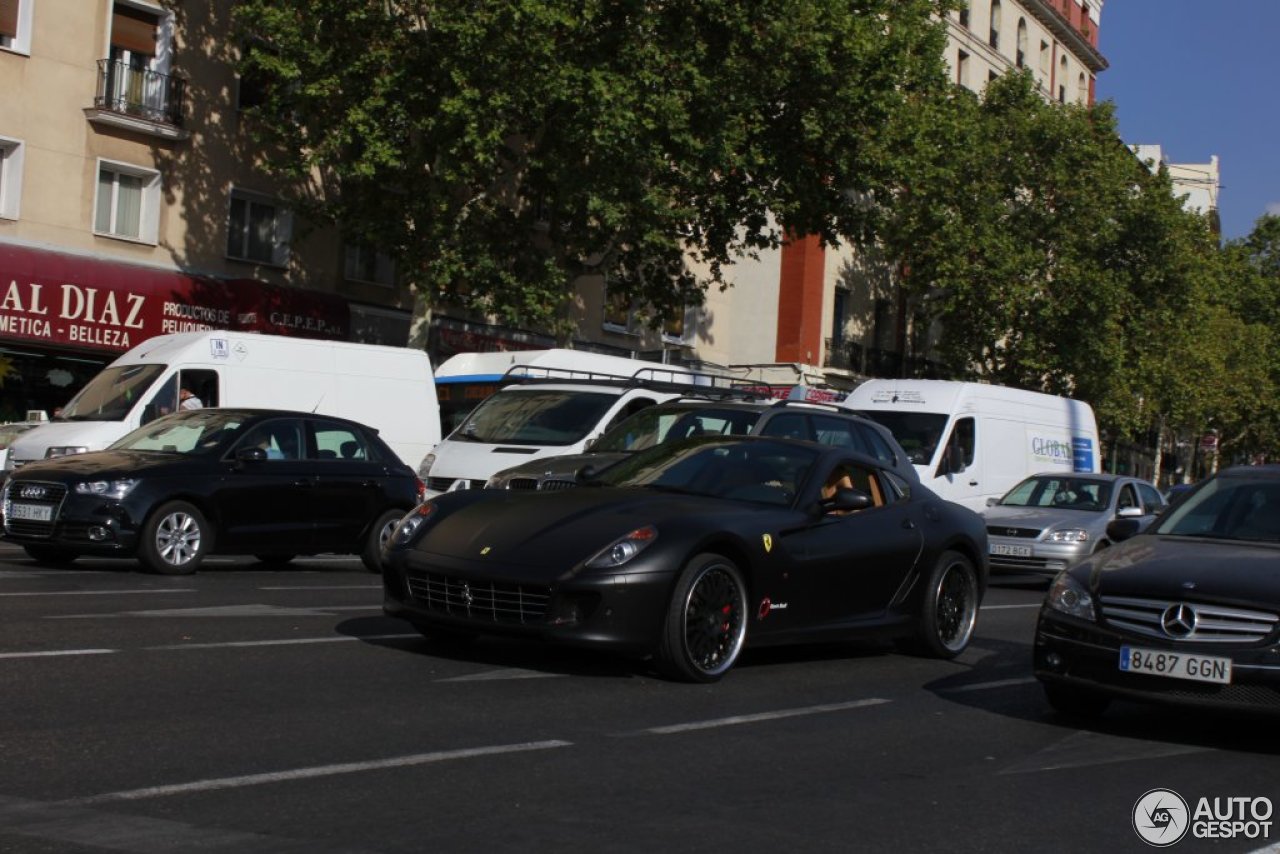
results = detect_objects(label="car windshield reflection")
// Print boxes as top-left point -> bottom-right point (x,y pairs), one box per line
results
109,410 -> 247,455
595,437 -> 819,505
998,475 -> 1113,512
1154,475 -> 1280,542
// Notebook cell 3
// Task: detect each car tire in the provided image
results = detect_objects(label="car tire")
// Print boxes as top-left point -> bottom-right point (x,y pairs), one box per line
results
254,554 -> 295,566
23,544 -> 78,566
139,501 -> 208,575
361,508 -> 406,573
1043,682 -> 1111,718
904,550 -> 979,659
655,553 -> 749,683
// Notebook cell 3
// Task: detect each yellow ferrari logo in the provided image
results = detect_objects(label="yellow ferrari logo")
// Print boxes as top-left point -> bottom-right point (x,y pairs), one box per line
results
762,533 -> 773,553
480,546 -> 491,555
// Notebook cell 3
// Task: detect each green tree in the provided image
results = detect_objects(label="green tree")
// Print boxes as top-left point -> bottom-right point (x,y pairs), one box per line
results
233,0 -> 955,337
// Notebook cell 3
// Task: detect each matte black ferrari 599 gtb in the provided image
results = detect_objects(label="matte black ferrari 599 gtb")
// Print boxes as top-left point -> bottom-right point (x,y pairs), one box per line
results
1036,465 -> 1280,717
383,436 -> 989,682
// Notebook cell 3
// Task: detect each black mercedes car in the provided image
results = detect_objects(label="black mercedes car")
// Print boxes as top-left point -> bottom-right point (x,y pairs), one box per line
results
1,409 -> 422,574
383,436 -> 988,682
1035,465 -> 1280,717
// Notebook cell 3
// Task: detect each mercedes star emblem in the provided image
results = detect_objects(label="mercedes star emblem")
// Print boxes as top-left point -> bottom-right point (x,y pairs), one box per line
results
1160,603 -> 1197,639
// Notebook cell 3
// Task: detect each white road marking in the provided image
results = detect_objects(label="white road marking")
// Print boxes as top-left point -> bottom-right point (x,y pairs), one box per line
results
941,677 -> 1038,692
0,648 -> 116,660
980,603 -> 1043,610
257,585 -> 381,591
0,589 -> 193,597
148,633 -> 416,651
51,604 -> 368,619
438,668 -> 567,682
638,698 -> 891,735
63,740 -> 574,805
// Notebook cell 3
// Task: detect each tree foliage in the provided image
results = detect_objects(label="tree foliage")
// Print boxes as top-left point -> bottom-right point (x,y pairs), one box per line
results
233,0 -> 955,336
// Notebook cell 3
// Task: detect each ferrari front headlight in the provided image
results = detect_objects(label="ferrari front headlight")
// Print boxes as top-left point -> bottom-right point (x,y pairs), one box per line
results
585,525 -> 658,569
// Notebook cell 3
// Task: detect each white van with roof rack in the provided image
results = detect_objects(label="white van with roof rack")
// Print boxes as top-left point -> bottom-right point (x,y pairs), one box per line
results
418,357 -> 731,497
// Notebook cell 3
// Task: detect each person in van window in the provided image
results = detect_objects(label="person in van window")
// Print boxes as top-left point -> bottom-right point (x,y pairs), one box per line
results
179,386 -> 203,410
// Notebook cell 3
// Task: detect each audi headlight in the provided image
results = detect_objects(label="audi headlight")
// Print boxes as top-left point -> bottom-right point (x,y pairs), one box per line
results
389,503 -> 436,548
585,525 -> 658,569
75,479 -> 138,500
1045,572 -> 1096,621
46,446 -> 89,459
1047,528 -> 1089,543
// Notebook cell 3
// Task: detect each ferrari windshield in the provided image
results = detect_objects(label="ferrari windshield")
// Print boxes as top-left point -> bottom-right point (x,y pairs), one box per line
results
61,364 -> 166,421
997,475 -> 1113,512
110,410 -> 247,455
595,437 -> 820,505
593,406 -> 762,453
454,389 -> 616,445
851,410 -> 947,466
1154,473 -> 1280,542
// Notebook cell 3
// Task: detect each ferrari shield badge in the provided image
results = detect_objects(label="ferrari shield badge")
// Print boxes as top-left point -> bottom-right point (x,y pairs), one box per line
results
480,546 -> 491,556
762,533 -> 773,553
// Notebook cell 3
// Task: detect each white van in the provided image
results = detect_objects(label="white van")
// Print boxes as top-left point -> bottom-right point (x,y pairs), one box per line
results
6,331 -> 440,470
841,379 -> 1099,511
420,353 -> 724,497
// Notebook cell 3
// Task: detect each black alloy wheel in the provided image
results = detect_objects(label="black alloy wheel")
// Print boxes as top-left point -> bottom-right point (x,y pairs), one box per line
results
656,553 -> 748,683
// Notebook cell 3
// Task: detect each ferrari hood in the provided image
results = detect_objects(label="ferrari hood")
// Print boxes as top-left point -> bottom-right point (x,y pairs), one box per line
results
416,488 -> 755,572
1085,535 -> 1280,605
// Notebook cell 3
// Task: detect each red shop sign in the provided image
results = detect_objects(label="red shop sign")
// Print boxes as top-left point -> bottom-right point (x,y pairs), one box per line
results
0,243 -> 350,353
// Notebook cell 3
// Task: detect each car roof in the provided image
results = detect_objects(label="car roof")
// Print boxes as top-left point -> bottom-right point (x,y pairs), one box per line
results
164,408 -> 379,432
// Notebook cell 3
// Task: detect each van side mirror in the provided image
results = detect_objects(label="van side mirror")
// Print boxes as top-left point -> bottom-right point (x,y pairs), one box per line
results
1106,518 -> 1143,542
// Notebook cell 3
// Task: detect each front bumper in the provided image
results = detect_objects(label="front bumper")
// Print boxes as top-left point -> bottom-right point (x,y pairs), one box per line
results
1034,609 -> 1280,714
2,489 -> 142,556
382,548 -> 676,653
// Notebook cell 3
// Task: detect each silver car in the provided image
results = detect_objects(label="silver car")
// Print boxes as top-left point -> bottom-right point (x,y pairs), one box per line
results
983,472 -> 1166,576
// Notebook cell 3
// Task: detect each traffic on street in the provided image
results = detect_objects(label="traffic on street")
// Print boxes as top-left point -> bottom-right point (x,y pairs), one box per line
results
0,543 -> 1276,853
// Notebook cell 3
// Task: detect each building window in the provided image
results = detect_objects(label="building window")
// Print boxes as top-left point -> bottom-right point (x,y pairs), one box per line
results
988,0 -> 1001,50
1058,55 -> 1069,103
226,190 -> 291,266
343,242 -> 396,286
957,2 -> 969,28
1039,40 -> 1051,79
0,0 -> 32,54
956,49 -> 970,89
662,305 -> 689,344
0,137 -> 22,220
94,159 -> 160,243
1015,18 -> 1028,68
602,286 -> 634,333
1077,72 -> 1088,104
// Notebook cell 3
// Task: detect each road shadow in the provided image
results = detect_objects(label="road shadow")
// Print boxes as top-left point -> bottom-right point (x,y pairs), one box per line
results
924,636 -> 1280,754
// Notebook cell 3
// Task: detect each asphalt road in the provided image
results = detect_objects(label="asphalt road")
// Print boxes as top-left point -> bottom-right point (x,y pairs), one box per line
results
0,542 -> 1276,854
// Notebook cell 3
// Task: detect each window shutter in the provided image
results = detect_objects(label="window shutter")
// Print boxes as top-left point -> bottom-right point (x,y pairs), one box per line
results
0,0 -> 18,40
111,5 -> 157,55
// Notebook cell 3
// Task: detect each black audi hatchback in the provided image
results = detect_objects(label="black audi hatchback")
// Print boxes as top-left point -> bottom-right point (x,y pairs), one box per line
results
1,409 -> 422,574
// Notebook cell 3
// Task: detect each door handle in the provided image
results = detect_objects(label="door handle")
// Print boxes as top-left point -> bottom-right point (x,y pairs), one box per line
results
968,480 -> 978,487
292,479 -> 314,488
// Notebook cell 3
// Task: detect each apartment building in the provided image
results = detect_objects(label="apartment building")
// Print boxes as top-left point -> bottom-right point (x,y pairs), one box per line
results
0,0 -> 414,419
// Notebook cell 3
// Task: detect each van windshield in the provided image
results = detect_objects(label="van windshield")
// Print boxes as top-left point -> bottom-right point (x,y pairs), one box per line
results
61,364 -> 166,422
851,410 -> 948,466
593,406 -> 761,453
455,389 -> 617,445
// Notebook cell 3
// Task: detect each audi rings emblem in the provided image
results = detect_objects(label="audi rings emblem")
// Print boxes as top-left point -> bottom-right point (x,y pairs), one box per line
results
1160,603 -> 1197,638
19,485 -> 47,500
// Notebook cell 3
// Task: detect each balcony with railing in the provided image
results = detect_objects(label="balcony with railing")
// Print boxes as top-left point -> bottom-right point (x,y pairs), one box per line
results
84,59 -> 189,141
825,338 -> 947,379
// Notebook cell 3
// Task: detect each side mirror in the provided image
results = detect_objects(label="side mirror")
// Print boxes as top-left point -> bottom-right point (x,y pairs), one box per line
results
236,446 -> 267,463
575,463 -> 600,483
1116,506 -> 1144,519
820,488 -> 873,516
986,497 -> 999,507
1106,517 -> 1143,542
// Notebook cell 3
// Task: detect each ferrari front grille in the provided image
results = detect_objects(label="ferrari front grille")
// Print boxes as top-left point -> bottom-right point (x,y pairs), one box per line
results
405,570 -> 551,624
